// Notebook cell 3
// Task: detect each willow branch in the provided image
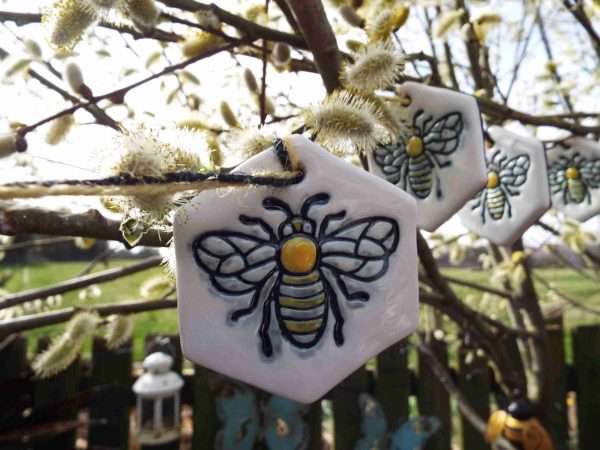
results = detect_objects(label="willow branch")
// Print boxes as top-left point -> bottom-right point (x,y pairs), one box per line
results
417,341 -> 517,450
442,274 -> 513,299
562,0 -> 600,61
0,236 -> 74,253
157,0 -> 307,49
0,298 -> 177,336
0,10 -> 180,42
285,0 -> 341,93
17,43 -> 236,137
0,207 -> 170,247
0,256 -> 162,310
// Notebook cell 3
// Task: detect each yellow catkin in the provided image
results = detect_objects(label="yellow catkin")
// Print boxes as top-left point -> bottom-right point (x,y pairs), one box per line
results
121,0 -> 160,28
344,41 -> 404,92
433,9 -> 465,39
181,32 -> 222,58
45,114 -> 75,145
104,315 -> 134,349
45,0 -> 98,50
366,6 -> 410,42
220,101 -> 240,128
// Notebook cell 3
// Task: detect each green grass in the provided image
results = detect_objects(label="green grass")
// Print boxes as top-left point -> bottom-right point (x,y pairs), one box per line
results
3,261 -> 599,361
3,259 -> 178,360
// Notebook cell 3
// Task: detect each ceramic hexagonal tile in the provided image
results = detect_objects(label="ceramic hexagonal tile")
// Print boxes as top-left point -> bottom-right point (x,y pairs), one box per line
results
173,135 -> 419,403
458,127 -> 551,246
547,137 -> 600,222
366,82 -> 487,231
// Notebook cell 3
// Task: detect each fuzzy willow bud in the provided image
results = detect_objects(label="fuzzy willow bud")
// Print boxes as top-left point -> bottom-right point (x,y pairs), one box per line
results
24,39 -> 42,59
272,42 -> 291,66
121,0 -> 160,29
243,68 -> 259,93
181,32 -> 222,58
45,0 -> 98,50
0,133 -> 17,158
339,5 -> 365,28
64,62 -> 93,98
220,101 -> 240,128
46,114 -> 75,145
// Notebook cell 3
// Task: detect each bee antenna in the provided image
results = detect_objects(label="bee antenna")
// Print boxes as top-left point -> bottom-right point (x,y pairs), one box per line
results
301,193 -> 330,217
263,197 -> 293,217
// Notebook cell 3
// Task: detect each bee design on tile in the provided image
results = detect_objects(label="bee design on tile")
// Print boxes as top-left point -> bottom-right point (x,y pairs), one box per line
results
373,109 -> 464,199
470,150 -> 530,224
192,193 -> 399,358
548,152 -> 600,205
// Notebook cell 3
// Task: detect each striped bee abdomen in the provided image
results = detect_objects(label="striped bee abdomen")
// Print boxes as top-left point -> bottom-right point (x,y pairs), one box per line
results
486,187 -> 506,220
275,271 -> 328,348
408,153 -> 433,199
567,178 -> 585,203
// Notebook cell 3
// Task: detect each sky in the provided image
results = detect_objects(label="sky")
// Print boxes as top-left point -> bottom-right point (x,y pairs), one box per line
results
0,0 -> 598,247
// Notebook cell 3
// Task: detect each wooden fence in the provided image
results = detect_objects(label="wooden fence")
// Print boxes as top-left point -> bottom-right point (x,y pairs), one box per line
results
0,320 -> 599,450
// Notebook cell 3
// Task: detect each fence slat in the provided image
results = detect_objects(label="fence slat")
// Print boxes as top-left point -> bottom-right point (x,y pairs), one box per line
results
572,325 -> 600,450
332,366 -> 368,450
33,337 -> 80,450
191,365 -> 219,450
306,402 -> 323,450
0,335 -> 28,449
418,338 -> 451,450
458,344 -> 490,450
544,316 -> 568,450
375,339 -> 410,429
88,337 -> 132,450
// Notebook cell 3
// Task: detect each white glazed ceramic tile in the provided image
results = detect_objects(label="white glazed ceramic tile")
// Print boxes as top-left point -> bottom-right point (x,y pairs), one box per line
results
458,127 -> 551,246
366,82 -> 487,231
174,136 -> 419,403
547,137 -> 600,222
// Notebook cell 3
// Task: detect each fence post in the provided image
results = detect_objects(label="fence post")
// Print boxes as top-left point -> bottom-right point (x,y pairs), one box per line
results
191,365 -> 219,450
572,325 -> 600,450
0,335 -> 28,449
458,343 -> 490,450
544,314 -> 568,450
33,336 -> 80,450
88,337 -> 133,450
306,401 -> 323,450
375,339 -> 410,429
418,338 -> 451,450
332,366 -> 369,450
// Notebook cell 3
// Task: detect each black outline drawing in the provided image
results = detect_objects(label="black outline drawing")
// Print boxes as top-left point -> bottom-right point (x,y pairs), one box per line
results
373,109 -> 464,199
548,152 -> 600,205
192,193 -> 400,358
470,150 -> 530,224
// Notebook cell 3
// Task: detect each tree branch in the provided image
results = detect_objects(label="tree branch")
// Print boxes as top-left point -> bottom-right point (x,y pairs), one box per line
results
285,0 -> 341,93
0,298 -> 176,336
0,256 -> 162,310
0,206 -> 171,247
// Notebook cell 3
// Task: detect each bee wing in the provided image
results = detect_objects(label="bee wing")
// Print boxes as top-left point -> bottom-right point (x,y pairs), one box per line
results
192,231 -> 278,295
421,112 -> 463,155
319,217 -> 399,282
548,161 -> 566,187
499,154 -> 530,187
373,141 -> 408,184
580,159 -> 600,188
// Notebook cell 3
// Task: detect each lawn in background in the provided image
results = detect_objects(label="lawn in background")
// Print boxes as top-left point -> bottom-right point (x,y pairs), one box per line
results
3,260 -> 599,360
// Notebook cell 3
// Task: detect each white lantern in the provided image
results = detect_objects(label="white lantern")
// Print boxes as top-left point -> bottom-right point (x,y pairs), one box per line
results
133,352 -> 184,447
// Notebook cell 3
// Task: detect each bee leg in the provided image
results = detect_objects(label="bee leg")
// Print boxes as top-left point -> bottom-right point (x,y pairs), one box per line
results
231,278 -> 270,322
323,274 -> 344,346
480,191 -> 487,224
258,297 -> 273,357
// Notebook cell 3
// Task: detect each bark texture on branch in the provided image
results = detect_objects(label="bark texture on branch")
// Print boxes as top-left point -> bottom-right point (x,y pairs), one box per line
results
0,207 -> 171,247
285,0 -> 341,93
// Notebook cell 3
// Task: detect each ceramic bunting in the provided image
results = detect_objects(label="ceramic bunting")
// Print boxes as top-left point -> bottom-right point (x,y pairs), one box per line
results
366,82 -> 487,231
546,137 -> 600,222
458,127 -> 551,246
173,135 -> 418,403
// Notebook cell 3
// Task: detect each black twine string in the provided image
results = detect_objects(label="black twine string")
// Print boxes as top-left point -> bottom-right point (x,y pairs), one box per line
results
0,140 -> 305,191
